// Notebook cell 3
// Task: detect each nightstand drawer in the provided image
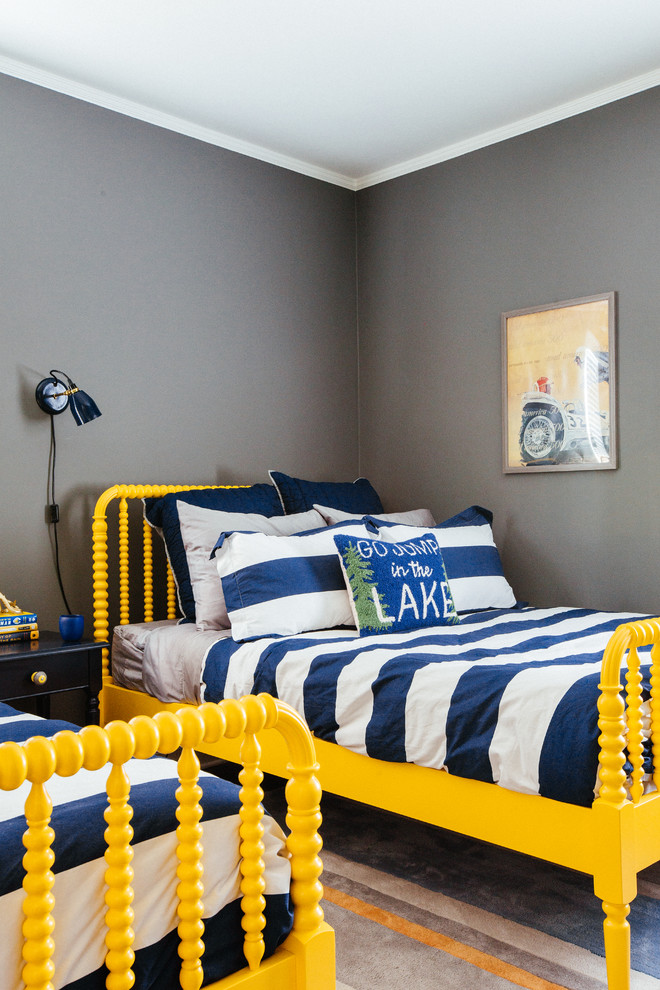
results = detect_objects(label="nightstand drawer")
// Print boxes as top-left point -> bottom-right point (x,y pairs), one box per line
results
0,632 -> 106,725
1,652 -> 90,700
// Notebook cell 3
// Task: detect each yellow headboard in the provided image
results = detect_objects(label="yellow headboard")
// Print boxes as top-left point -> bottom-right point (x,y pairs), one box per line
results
92,484 -> 246,678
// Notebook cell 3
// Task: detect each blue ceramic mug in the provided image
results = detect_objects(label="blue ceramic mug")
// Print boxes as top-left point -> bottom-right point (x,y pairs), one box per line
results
59,613 -> 84,642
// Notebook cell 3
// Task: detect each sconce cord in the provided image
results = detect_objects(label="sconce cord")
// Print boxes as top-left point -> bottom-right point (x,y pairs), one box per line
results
49,415 -> 73,615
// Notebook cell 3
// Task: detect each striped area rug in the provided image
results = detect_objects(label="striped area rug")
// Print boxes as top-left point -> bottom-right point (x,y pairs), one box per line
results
305,793 -> 660,990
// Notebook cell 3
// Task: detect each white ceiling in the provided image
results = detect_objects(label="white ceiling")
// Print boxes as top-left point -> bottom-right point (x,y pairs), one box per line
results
1,1 -> 660,190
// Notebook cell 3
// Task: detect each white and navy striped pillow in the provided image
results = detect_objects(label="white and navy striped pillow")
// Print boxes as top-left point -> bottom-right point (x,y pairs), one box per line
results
366,505 -> 516,613
211,521 -> 369,641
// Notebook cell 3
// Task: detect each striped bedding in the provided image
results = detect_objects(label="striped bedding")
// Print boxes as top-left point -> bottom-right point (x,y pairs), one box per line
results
200,606 -> 653,808
0,704 -> 293,990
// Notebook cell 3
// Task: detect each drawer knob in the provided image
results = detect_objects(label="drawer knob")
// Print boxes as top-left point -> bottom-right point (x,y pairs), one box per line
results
31,671 -> 47,686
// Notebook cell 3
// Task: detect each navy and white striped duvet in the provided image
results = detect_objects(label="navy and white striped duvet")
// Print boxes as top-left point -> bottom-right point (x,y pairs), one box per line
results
201,606 -> 652,807
0,705 -> 292,990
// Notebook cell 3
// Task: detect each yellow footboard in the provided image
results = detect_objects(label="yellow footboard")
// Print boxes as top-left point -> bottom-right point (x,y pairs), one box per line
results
0,694 -> 335,990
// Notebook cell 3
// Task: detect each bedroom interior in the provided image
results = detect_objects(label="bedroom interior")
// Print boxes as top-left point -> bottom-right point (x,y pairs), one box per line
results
2,3 -> 660,988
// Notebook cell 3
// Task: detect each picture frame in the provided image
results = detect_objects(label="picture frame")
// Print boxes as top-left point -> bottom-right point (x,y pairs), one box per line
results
502,292 -> 617,474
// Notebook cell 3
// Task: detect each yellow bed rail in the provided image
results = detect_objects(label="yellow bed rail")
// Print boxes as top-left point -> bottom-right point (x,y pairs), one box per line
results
0,694 -> 331,990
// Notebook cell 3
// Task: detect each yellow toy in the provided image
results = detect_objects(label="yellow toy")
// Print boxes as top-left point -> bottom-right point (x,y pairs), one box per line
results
0,591 -> 21,613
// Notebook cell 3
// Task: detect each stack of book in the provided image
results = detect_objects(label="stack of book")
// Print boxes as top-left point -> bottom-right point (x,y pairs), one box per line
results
0,611 -> 39,644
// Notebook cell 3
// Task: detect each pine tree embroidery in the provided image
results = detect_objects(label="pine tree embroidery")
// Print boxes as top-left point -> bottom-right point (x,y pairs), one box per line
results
341,542 -> 393,631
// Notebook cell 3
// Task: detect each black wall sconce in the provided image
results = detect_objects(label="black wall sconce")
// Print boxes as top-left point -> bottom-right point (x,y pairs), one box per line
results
35,369 -> 102,425
35,369 -> 102,615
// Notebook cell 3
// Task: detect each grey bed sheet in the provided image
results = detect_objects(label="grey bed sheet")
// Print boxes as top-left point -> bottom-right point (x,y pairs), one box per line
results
111,620 -> 231,704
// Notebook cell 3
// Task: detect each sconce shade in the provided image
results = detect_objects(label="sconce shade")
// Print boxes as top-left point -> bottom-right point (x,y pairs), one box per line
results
69,388 -> 101,425
35,370 -> 101,425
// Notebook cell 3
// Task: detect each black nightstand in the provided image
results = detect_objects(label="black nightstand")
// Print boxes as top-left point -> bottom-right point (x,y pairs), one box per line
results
0,632 -> 106,725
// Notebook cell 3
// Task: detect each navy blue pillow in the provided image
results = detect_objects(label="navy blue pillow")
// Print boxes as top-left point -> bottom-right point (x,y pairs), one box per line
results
269,471 -> 383,516
437,505 -> 494,529
143,485 -> 283,621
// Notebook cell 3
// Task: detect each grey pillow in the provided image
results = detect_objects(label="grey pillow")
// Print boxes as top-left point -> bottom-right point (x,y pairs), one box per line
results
177,502 -> 326,630
313,503 -> 436,527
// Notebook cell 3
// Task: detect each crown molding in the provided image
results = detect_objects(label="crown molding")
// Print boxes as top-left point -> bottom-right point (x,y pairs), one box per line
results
0,55 -> 357,190
2,55 -> 659,192
354,67 -> 660,190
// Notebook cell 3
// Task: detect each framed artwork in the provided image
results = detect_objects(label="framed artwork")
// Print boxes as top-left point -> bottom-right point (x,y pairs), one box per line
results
502,292 -> 617,473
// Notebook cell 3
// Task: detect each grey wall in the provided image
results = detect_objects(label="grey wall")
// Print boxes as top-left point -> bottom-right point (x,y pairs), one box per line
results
1,73 -> 358,634
2,68 -> 659,667
357,87 -> 660,613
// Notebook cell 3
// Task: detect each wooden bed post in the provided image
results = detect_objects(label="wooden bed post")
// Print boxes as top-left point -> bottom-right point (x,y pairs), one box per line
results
594,618 -> 660,990
592,797 -> 635,990
21,737 -> 57,990
92,485 -> 119,682
104,721 -> 137,990
266,700 -> 335,990
175,711 -> 206,990
602,901 -> 632,990
238,704 -> 271,972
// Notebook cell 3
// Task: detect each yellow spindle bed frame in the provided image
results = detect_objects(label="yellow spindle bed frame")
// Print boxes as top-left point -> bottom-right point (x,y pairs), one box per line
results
94,484 -> 660,990
0,692 -> 335,990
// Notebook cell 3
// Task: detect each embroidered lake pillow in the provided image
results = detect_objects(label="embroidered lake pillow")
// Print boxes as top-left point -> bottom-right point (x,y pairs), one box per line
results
333,532 -> 459,637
